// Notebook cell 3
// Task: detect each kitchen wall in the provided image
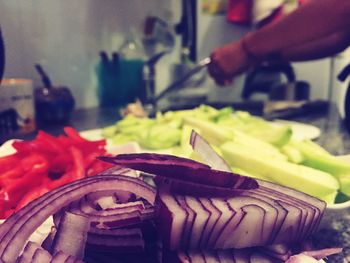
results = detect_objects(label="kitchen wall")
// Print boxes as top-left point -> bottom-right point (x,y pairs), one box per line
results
0,0 -> 180,109
0,1 -> 341,110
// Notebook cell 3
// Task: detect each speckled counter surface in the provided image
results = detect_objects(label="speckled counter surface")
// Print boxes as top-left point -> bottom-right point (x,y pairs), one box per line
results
292,103 -> 350,156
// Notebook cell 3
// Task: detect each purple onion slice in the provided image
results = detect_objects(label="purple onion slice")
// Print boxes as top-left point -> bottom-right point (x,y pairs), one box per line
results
100,153 -> 258,190
190,130 -> 231,172
16,241 -> 41,263
0,175 -> 155,262
51,212 -> 90,260
31,248 -> 52,263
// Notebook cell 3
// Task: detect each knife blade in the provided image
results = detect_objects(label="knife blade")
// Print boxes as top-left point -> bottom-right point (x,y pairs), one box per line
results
154,57 -> 211,103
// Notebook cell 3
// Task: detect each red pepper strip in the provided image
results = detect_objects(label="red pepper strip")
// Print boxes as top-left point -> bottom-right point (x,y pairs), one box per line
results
87,160 -> 113,177
15,185 -> 49,211
0,166 -> 23,180
3,156 -> 49,207
48,146 -> 85,190
36,131 -> 65,154
3,209 -> 14,219
63,126 -> 87,143
0,192 -> 13,219
64,126 -> 107,154
68,146 -> 85,180
20,154 -> 50,173
0,154 -> 21,174
83,148 -> 109,169
5,171 -> 45,199
12,140 -> 48,153
0,153 -> 48,190
50,154 -> 71,175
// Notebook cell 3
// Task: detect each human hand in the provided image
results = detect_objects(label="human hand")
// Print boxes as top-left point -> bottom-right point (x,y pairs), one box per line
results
207,39 -> 256,86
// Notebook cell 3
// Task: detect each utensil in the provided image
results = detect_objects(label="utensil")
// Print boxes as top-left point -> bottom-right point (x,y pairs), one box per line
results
35,64 -> 52,89
0,28 -> 4,84
34,64 -> 75,123
154,57 -> 211,103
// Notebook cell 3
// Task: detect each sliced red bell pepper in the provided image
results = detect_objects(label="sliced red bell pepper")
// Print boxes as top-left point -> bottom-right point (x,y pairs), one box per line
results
36,131 -> 66,154
0,127 -> 111,218
47,146 -> 85,190
0,166 -> 24,180
0,154 -> 21,174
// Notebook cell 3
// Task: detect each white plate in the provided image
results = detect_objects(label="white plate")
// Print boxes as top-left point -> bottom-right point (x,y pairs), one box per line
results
79,129 -> 104,141
273,120 -> 321,141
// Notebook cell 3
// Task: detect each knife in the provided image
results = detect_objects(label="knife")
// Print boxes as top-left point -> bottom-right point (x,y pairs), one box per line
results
153,57 -> 211,103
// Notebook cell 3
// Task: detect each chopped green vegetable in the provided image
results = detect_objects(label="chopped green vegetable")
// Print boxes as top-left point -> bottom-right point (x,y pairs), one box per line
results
101,104 -> 350,204
221,141 -> 339,200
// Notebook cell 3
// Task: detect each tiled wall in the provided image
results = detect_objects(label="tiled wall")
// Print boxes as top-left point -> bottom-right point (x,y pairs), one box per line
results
0,0 -> 179,108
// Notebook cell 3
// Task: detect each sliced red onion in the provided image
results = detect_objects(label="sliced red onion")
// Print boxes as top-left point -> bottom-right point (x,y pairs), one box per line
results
86,227 -> 145,253
98,166 -> 139,177
51,212 -> 90,260
69,197 -> 142,217
157,185 -> 325,250
190,130 -> 231,172
286,254 -> 322,263
77,198 -> 145,215
202,250 -> 220,262
303,248 -> 343,260
154,176 -> 249,197
206,199 -> 235,249
156,189 -> 187,250
221,196 -> 277,249
94,196 -> 116,210
66,197 -> 147,229
216,249 -> 234,262
184,196 -> 210,249
85,190 -> 135,206
258,244 -> 292,261
240,192 -> 288,244
99,153 -> 210,169
197,198 -> 221,248
16,241 -> 41,263
88,227 -> 140,236
99,153 -> 258,190
50,251 -> 70,263
188,250 -> 205,263
249,251 -> 276,263
65,256 -> 82,263
175,196 -> 195,249
233,249 -> 253,262
0,175 -> 155,262
41,227 -> 56,251
176,251 -> 191,263
175,249 -> 280,263
258,181 -> 325,241
30,248 -> 52,263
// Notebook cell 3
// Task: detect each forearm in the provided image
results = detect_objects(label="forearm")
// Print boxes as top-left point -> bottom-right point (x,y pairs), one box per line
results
244,0 -> 350,58
281,30 -> 350,61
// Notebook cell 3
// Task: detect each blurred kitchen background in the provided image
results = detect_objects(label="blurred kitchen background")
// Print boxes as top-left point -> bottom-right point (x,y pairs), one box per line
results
0,0 -> 349,116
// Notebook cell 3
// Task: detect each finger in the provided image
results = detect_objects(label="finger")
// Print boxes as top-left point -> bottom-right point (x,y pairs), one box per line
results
213,75 -> 233,86
207,61 -> 220,79
223,79 -> 232,86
